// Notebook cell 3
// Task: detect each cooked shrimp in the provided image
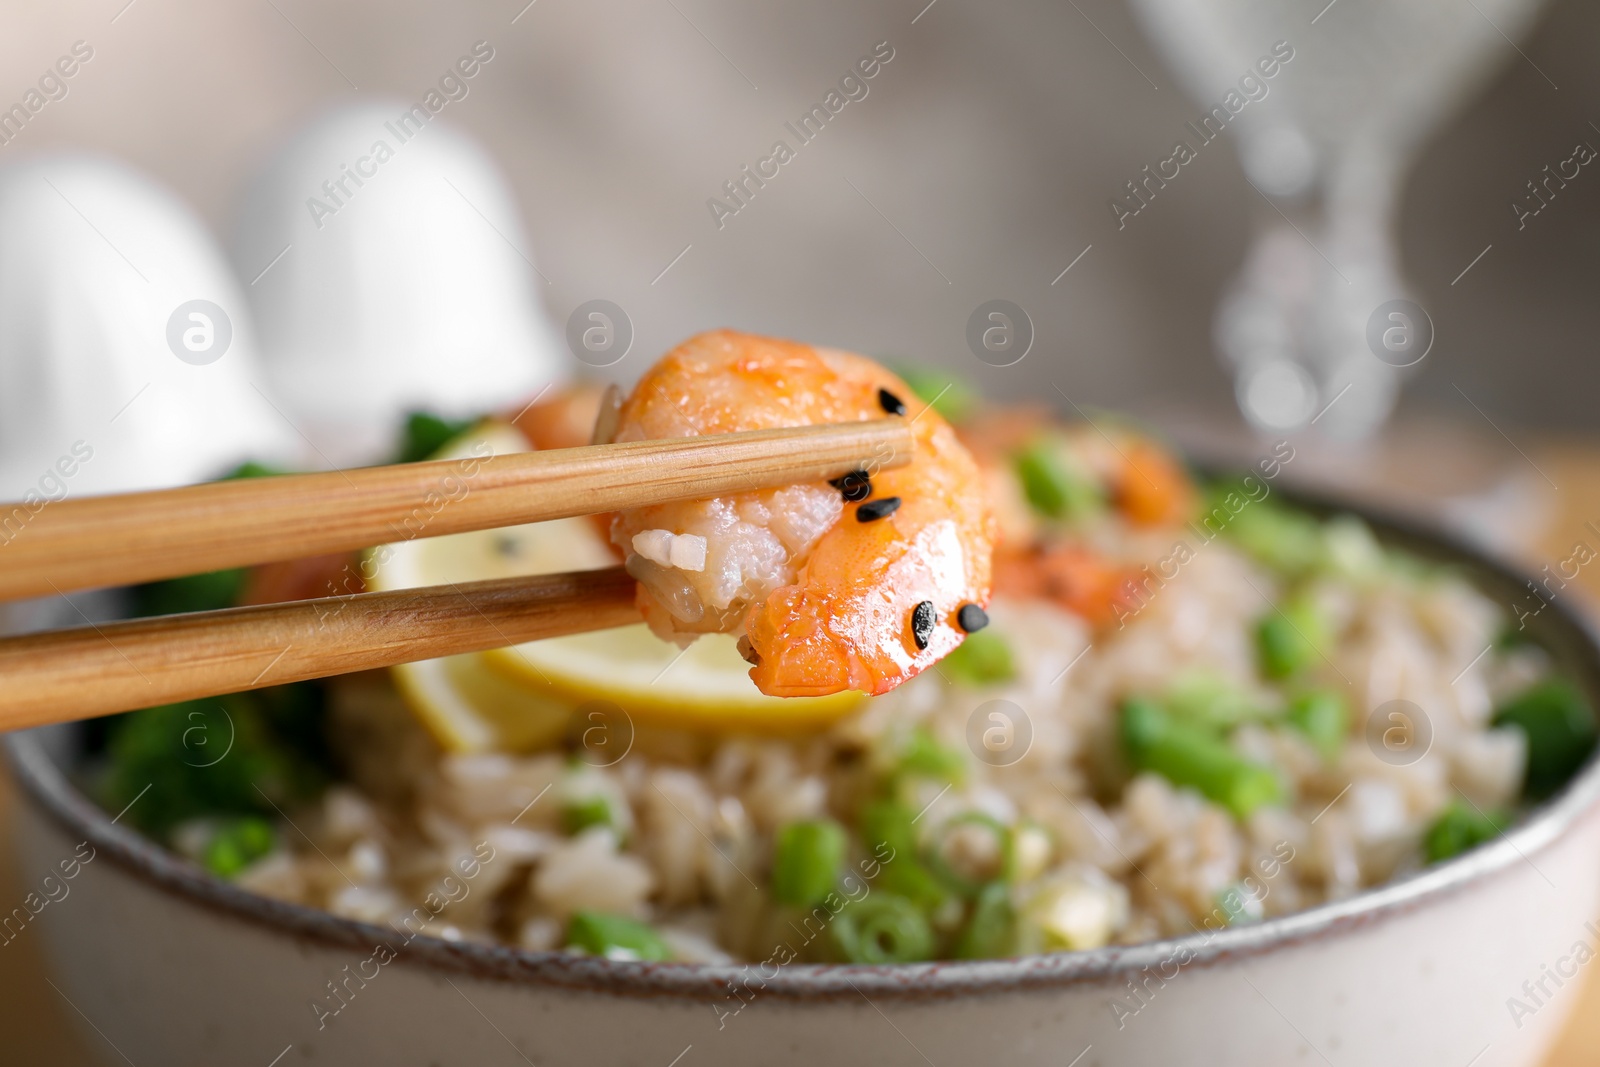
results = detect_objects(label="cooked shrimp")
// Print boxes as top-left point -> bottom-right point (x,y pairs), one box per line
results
609,330 -> 995,697
1112,438 -> 1194,527
511,382 -> 609,451
993,542 -> 1136,627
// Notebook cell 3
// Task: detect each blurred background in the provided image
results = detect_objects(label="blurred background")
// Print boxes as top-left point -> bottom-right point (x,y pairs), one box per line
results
0,0 -> 1594,427
1,0 -> 1593,558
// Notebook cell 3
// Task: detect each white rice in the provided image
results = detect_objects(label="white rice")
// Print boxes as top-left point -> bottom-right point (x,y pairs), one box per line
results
245,537 -> 1541,961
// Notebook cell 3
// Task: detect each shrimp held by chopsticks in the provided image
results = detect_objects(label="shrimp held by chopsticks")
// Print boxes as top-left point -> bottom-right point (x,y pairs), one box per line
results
608,330 -> 995,698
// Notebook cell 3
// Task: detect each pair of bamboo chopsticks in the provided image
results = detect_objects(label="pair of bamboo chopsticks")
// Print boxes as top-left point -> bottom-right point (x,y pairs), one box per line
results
0,419 -> 913,730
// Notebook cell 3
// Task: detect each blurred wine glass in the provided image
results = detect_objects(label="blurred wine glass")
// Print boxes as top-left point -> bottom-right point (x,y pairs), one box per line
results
1127,0 -> 1552,439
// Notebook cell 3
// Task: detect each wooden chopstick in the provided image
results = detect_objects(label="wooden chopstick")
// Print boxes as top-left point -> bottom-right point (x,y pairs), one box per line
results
0,418 -> 912,602
0,567 -> 641,730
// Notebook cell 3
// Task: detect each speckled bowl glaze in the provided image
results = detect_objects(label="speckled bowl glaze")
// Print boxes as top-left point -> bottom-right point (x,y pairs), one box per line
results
11,498 -> 1600,1067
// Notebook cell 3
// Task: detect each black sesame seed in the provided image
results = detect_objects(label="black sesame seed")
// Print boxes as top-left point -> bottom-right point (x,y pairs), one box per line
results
956,603 -> 989,633
855,496 -> 902,523
878,388 -> 907,417
830,470 -> 872,502
911,600 -> 936,650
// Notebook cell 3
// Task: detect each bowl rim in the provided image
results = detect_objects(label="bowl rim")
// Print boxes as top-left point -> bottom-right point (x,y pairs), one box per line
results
11,484 -> 1600,1002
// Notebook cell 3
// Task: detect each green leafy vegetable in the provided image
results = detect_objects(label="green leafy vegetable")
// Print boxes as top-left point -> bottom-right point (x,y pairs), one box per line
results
100,685 -> 331,840
129,569 -> 249,618
771,819 -> 847,907
127,460 -> 287,618
395,411 -> 477,464
565,912 -> 674,961
1495,621 -> 1536,650
1492,679 -> 1598,800
1120,698 -> 1283,819
222,460 -> 288,480
1422,800 -> 1508,864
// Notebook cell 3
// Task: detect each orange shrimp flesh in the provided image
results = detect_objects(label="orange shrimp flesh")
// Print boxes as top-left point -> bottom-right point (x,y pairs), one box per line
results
1114,438 -> 1195,527
610,330 -> 995,698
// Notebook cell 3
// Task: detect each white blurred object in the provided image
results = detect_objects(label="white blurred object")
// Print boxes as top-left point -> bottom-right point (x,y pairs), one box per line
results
1235,356 -> 1317,430
233,101 -> 567,465
0,155 -> 293,501
1128,0 -> 1552,439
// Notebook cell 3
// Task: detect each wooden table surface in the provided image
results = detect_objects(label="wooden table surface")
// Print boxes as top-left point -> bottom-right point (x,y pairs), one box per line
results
5,439 -> 1600,1064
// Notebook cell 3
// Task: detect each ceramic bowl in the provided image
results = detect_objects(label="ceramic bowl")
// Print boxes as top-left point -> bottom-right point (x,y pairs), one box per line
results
10,497 -> 1600,1067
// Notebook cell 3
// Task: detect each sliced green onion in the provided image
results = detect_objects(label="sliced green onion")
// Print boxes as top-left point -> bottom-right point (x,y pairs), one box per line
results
1214,492 -> 1324,576
941,630 -> 1017,686
859,801 -> 949,911
1255,595 -> 1327,680
861,800 -> 918,859
1286,690 -> 1350,763
1012,438 -> 1102,521
1422,800 -> 1509,864
897,727 -> 966,784
1321,516 -> 1385,581
1120,697 -> 1168,751
202,817 -> 276,879
565,912 -> 673,961
832,893 -> 936,963
1120,698 -> 1283,819
561,794 -> 617,837
1163,671 -> 1268,731
954,881 -> 1016,959
1492,679 -> 1598,800
771,819 -> 847,907
926,813 -> 1013,897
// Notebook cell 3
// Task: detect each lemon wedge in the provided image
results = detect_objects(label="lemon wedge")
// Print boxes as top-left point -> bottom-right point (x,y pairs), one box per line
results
368,420 -> 863,751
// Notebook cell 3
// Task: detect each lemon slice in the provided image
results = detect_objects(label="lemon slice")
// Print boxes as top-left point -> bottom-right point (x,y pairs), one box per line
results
482,627 -> 862,732
371,421 -> 618,590
390,653 -> 574,753
368,420 -> 862,749
365,420 -> 614,752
